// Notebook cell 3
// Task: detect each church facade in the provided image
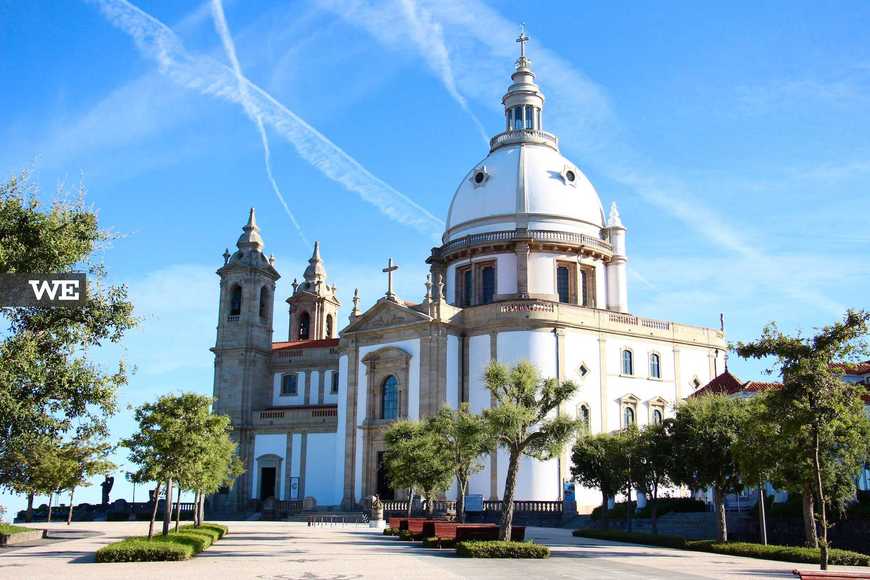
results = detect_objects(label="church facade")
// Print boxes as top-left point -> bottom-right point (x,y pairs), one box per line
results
211,39 -> 727,514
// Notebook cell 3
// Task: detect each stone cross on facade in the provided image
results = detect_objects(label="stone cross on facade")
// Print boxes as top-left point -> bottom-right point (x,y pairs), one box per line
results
382,258 -> 399,300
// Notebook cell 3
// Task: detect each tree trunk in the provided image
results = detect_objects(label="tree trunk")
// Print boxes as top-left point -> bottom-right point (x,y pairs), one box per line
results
713,486 -> 727,543
813,428 -> 829,571
47,493 -> 53,523
499,449 -> 521,541
456,477 -> 467,524
26,493 -> 34,523
651,486 -> 659,535
193,490 -> 200,527
625,487 -> 633,533
757,483 -> 767,545
162,479 -> 173,536
199,491 -> 206,526
600,492 -> 609,530
174,484 -> 182,532
67,488 -> 75,525
802,483 -> 818,548
148,482 -> 162,540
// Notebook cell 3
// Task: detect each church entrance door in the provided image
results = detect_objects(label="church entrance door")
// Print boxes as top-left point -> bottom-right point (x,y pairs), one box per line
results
376,451 -> 394,500
260,467 -> 277,500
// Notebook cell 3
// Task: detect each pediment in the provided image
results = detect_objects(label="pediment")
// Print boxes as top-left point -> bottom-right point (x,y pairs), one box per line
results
343,298 -> 431,334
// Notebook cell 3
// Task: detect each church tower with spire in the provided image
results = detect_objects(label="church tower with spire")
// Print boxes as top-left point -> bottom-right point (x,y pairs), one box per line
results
287,241 -> 341,341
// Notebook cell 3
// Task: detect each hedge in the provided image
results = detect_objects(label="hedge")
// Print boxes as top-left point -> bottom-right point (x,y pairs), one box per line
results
398,530 -> 414,541
422,536 -> 456,549
456,540 -> 550,559
96,523 -> 228,563
383,527 -> 397,536
572,528 -> 870,567
572,528 -> 686,548
591,498 -> 706,520
686,541 -> 870,567
0,524 -> 36,536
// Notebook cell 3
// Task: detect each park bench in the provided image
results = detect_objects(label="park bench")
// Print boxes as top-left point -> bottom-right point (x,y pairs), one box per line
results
388,517 -> 405,531
793,570 -> 870,579
431,522 -> 526,542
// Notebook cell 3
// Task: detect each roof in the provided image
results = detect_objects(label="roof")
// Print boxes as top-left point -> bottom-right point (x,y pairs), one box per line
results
272,338 -> 339,351
692,368 -> 869,401
831,360 -> 870,376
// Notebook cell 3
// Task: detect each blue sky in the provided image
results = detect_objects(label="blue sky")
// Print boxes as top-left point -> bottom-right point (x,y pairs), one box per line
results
1,0 -> 869,514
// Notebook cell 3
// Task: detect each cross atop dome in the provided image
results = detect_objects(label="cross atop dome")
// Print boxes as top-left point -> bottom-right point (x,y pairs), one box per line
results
516,24 -> 529,59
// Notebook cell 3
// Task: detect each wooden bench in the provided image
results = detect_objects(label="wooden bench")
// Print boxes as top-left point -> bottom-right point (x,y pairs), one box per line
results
793,570 -> 870,579
431,522 -> 526,542
387,517 -> 406,531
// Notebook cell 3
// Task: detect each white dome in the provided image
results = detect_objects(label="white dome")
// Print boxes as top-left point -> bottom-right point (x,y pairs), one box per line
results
444,143 -> 606,242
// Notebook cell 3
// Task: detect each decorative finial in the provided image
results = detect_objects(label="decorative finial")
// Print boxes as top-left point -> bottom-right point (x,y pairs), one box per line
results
350,288 -> 361,321
292,278 -> 299,293
268,253 -> 275,266
237,207 -> 264,252
517,23 -> 529,58
607,202 -> 623,228
222,248 -> 231,265
424,273 -> 433,304
382,257 -> 399,301
438,272 -> 446,302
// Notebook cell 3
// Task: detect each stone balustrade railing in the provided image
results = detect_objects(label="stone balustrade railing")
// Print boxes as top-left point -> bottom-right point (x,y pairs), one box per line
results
440,229 -> 612,257
490,129 -> 559,151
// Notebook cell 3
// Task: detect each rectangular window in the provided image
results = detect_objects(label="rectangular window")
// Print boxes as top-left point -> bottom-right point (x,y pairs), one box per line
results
513,107 -> 522,131
456,266 -> 473,307
556,261 -> 576,304
330,371 -> 339,394
478,262 -> 496,305
525,105 -> 534,129
281,373 -> 298,396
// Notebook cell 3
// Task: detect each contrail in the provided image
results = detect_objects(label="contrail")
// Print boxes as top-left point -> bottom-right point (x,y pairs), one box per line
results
396,0 -> 489,145
209,0 -> 308,247
90,0 -> 444,242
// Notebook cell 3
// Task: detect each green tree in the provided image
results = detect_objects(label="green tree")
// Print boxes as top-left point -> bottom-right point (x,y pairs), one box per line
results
428,404 -> 493,522
62,438 -> 115,525
733,394 -> 779,545
632,422 -> 674,534
0,172 -> 136,493
736,310 -> 870,570
383,420 -> 453,516
483,361 -> 582,541
671,394 -> 747,543
571,432 -> 625,529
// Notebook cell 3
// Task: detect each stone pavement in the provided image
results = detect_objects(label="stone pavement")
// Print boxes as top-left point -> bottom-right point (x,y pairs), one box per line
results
0,521 -> 866,580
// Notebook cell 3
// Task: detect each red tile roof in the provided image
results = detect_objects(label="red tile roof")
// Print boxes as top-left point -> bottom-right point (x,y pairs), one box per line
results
692,366 -> 869,400
831,360 -> 870,376
272,338 -> 339,351
689,370 -> 745,398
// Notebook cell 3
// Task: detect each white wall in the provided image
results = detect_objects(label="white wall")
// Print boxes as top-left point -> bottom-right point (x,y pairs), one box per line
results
305,433 -> 340,506
322,369 -> 339,404
467,334 -> 493,496
335,355 -> 349,505
445,253 -> 518,305
251,433 -> 287,499
308,370 -> 320,404
290,433 -> 302,498
446,335 -> 459,409
272,371 -> 305,406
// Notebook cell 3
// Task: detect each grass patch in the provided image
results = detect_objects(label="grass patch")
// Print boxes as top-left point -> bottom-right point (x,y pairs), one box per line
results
456,540 -> 550,559
686,541 -> 870,567
572,528 -> 687,548
572,528 -> 870,566
96,522 -> 229,563
0,523 -> 37,536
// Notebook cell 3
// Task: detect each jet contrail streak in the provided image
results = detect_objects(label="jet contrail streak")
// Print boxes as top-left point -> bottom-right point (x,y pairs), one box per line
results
90,0 -> 444,242
210,0 -> 309,247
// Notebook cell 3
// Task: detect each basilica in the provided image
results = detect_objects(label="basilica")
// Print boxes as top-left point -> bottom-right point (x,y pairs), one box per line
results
210,38 -> 727,514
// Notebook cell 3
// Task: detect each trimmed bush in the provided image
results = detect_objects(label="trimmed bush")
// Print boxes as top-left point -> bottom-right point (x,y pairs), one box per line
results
422,536 -> 456,549
686,541 -> 870,567
96,538 -> 193,563
456,540 -> 550,559
572,528 -> 687,548
591,498 -> 706,520
398,530 -> 414,541
0,524 -> 36,536
383,527 -> 397,536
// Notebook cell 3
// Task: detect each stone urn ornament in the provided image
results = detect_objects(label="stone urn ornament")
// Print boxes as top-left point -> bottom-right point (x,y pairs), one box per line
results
369,495 -> 385,529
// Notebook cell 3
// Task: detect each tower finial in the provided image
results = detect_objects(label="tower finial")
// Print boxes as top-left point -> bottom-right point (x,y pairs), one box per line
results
237,207 -> 264,252
517,23 -> 529,59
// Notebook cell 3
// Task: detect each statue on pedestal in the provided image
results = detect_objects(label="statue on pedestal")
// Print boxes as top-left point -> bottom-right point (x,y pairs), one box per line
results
100,475 -> 114,506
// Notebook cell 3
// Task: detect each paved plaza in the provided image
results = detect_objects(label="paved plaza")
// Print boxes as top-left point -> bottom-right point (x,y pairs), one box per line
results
0,521 -> 865,580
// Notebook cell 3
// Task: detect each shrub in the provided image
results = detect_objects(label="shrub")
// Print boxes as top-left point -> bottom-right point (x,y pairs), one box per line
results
181,523 -> 228,539
95,538 -> 193,563
398,530 -> 414,541
383,527 -> 397,536
0,523 -> 37,536
456,540 -> 550,559
686,541 -> 870,567
572,528 -> 687,548
422,536 -> 455,549
107,512 -> 131,521
637,498 -> 707,518
591,501 -> 636,521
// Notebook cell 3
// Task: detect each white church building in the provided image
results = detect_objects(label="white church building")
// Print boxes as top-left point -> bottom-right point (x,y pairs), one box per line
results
211,36 -> 727,514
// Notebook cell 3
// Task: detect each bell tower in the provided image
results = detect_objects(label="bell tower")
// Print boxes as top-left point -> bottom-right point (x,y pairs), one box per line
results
287,241 -> 341,341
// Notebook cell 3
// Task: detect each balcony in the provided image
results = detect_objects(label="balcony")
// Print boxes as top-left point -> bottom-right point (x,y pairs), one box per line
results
439,228 -> 613,260
490,129 -> 559,152
253,404 -> 338,432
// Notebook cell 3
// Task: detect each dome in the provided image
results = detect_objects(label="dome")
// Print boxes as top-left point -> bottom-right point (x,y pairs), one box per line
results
444,143 -> 605,242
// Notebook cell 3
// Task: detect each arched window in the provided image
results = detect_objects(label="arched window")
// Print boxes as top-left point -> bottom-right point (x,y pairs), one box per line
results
298,311 -> 311,340
649,353 -> 661,379
652,408 -> 663,425
578,404 -> 591,431
258,286 -> 269,319
623,406 -> 635,428
480,265 -> 496,305
381,375 -> 398,420
229,285 -> 242,317
326,314 -> 334,338
622,350 -> 634,375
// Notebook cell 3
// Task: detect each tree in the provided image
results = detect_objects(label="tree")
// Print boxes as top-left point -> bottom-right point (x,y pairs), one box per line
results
632,422 -> 674,534
124,393 -> 227,538
0,172 -> 136,493
733,394 -> 779,545
736,310 -> 870,570
671,394 -> 747,543
571,432 -> 625,529
62,438 -> 115,525
483,361 -> 582,541
428,404 -> 493,522
383,420 -> 453,516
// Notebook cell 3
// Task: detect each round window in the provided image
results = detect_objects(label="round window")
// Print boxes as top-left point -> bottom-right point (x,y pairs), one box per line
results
474,171 -> 486,184
566,170 -> 576,182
